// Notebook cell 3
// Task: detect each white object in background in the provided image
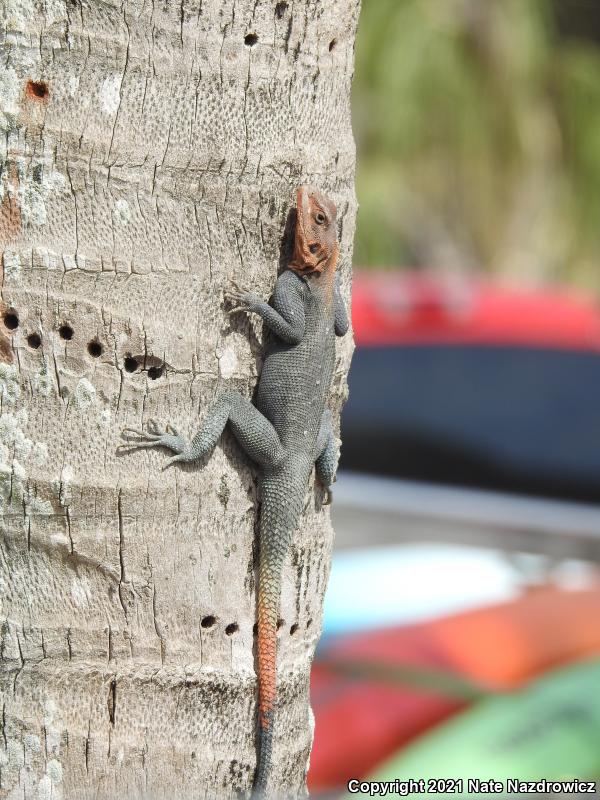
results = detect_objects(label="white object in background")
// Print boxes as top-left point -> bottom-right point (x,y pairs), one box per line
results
322,543 -> 521,636
331,472 -> 600,559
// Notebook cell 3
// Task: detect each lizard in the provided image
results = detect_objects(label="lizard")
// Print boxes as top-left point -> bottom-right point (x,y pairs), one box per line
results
121,185 -> 349,795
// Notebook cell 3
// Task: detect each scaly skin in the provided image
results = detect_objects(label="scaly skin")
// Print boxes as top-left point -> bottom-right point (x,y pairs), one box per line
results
121,185 -> 349,796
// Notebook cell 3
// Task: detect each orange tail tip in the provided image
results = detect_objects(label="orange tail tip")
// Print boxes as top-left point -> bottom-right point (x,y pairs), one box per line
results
255,597 -> 279,792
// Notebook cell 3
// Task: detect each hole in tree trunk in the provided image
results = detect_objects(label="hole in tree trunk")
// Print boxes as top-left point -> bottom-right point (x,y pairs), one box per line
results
124,356 -> 139,373
26,80 -> 49,100
147,364 -> 164,380
88,340 -> 102,357
3,312 -> 19,331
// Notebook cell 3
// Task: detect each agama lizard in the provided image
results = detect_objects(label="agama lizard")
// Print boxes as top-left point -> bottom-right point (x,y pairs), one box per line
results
122,185 -> 349,795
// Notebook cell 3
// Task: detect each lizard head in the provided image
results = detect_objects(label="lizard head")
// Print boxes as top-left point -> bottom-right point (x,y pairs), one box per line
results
289,185 -> 339,276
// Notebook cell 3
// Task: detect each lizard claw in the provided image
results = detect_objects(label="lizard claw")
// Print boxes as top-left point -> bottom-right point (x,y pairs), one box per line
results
121,426 -> 163,442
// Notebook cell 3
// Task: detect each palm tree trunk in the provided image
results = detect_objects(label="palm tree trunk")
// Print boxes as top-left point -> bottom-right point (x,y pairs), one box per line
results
0,0 -> 360,797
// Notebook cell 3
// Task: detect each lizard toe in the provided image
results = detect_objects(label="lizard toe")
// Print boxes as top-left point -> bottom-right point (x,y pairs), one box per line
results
162,452 -> 187,469
121,427 -> 161,441
229,279 -> 252,294
224,291 -> 247,306
147,418 -> 164,435
226,304 -> 248,316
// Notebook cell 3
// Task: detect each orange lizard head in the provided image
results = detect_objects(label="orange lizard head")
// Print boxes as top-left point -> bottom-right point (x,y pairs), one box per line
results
289,185 -> 339,276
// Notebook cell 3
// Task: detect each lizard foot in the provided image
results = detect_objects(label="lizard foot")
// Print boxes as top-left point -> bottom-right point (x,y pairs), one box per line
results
121,419 -> 188,461
224,281 -> 261,314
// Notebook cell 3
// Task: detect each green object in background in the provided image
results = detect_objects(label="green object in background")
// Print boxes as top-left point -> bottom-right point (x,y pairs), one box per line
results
343,656 -> 600,798
352,0 -> 600,290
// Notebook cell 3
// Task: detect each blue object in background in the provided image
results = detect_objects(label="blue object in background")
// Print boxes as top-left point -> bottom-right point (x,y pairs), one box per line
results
341,346 -> 600,502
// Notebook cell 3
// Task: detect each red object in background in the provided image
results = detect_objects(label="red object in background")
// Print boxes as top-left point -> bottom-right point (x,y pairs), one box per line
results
352,271 -> 600,351
309,585 -> 600,793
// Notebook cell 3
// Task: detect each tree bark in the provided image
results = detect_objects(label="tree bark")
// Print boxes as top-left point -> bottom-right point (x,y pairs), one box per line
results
0,0 -> 360,798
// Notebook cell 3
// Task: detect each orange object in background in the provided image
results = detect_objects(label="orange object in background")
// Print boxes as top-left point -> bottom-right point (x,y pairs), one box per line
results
309,584 -> 600,793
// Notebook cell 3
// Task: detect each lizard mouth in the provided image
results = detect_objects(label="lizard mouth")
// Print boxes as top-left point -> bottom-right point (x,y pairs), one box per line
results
296,253 -> 326,275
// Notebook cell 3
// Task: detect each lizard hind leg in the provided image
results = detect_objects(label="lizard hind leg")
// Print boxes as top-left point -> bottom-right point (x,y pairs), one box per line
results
315,409 -> 338,503
121,391 -> 285,470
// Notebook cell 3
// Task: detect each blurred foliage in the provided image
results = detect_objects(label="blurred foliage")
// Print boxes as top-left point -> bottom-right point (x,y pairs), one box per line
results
352,0 -> 600,290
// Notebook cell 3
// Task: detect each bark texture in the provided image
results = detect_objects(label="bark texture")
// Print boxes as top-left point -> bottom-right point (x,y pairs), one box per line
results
0,0 -> 360,797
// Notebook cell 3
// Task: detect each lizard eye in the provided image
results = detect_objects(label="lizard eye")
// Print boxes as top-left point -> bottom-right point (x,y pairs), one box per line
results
315,212 -> 326,225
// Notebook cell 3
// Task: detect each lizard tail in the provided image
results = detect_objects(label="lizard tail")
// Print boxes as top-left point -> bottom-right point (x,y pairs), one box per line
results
253,482 -> 303,796
254,565 -> 278,794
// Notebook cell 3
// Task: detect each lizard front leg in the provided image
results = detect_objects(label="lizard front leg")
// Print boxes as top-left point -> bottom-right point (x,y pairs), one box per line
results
225,270 -> 306,345
122,391 -> 286,470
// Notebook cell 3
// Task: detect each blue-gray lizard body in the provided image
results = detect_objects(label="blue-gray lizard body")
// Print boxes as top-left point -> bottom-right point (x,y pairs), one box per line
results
122,185 -> 349,795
